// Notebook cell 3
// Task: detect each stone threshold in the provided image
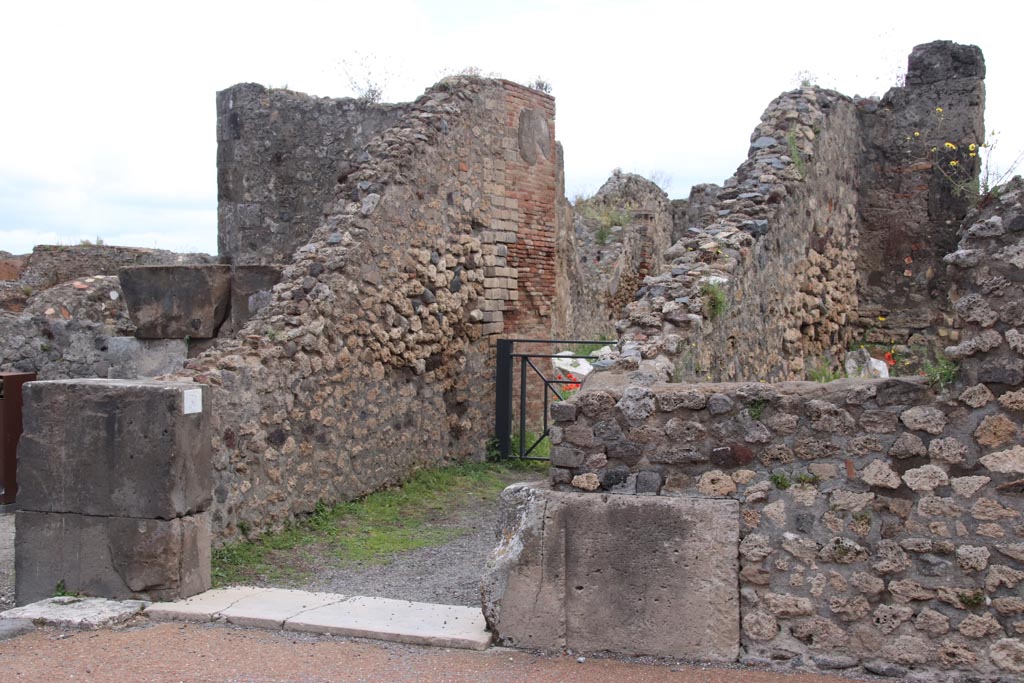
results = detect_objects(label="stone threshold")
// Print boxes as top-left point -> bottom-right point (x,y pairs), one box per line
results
1,588 -> 492,650
146,587 -> 492,650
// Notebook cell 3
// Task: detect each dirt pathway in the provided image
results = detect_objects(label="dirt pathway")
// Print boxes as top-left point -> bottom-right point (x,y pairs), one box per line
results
0,621 -> 867,683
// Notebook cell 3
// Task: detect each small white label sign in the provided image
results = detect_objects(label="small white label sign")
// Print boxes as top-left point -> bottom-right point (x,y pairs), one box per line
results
182,389 -> 203,415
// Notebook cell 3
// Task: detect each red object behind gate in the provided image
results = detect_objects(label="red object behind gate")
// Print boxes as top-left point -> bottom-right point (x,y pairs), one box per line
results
0,372 -> 35,506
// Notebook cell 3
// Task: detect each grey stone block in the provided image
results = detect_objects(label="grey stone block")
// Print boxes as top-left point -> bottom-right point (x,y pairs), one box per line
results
481,483 -> 739,661
104,337 -> 188,379
229,265 -> 282,329
119,265 -> 232,339
15,509 -> 211,605
16,379 -> 211,519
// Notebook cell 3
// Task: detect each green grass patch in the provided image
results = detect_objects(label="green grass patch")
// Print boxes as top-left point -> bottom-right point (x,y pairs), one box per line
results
212,459 -> 547,587
807,361 -> 844,383
568,336 -> 612,358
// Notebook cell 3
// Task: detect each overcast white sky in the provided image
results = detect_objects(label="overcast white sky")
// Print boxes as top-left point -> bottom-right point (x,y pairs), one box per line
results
1,0 -> 1020,255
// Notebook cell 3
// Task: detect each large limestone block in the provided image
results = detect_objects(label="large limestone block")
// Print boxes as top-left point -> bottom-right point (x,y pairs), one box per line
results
119,265 -> 231,338
482,483 -> 739,661
15,510 -> 211,604
16,379 -> 211,519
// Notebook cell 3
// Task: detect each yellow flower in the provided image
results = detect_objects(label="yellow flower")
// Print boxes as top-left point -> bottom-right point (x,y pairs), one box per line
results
944,142 -> 957,150
935,107 -> 944,113
969,152 -> 977,158
913,131 -> 920,137
930,147 -> 938,153
968,143 -> 977,151
878,316 -> 887,322
949,160 -> 959,167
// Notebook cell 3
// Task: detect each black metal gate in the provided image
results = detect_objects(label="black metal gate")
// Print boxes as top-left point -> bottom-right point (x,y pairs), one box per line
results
494,338 -> 607,460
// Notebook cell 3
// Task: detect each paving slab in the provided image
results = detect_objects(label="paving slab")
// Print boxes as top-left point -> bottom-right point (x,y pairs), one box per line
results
1,596 -> 147,629
285,595 -> 492,650
145,586 -> 268,622
219,588 -> 346,628
0,617 -> 34,641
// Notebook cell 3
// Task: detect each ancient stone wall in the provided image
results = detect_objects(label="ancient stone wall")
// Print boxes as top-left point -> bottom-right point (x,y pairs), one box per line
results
0,276 -> 186,380
547,372 -> 1023,676
562,172 -> 673,339
670,183 -> 721,245
857,42 -> 986,356
183,77 -> 560,541
0,245 -> 215,379
532,41 -> 1023,677
216,84 -> 408,265
1,245 -> 213,313
618,87 -> 862,383
542,134 -> 1024,683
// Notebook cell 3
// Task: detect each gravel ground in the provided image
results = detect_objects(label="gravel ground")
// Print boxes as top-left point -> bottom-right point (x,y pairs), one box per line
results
241,470 -> 540,606
297,495 -> 514,606
0,512 -> 13,611
0,621 -> 867,683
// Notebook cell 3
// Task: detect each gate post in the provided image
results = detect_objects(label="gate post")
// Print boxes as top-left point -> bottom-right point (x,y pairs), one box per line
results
494,339 -> 514,459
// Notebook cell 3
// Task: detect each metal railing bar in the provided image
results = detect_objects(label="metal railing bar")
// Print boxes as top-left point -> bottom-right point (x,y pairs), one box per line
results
509,353 -> 604,360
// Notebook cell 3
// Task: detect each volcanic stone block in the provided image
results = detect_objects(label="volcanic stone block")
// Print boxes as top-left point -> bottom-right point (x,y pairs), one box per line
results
229,265 -> 282,329
104,337 -> 188,379
481,483 -> 739,661
16,379 -> 211,519
15,509 -> 211,604
119,265 -> 231,338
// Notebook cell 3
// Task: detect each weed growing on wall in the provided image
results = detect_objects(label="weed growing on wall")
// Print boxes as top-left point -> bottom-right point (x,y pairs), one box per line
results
786,130 -> 807,179
807,360 -> 843,383
923,357 -> 958,390
700,281 -> 728,320
748,399 -> 768,420
574,194 -> 632,244
903,107 -> 984,199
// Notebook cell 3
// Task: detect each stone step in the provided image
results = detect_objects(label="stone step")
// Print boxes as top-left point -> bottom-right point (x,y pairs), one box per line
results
145,587 -> 492,650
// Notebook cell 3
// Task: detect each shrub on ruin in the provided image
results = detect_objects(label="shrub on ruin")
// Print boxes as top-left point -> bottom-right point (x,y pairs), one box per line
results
529,77 -> 552,94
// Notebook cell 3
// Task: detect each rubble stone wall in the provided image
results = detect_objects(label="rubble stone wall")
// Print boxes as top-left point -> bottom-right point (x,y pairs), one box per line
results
618,87 -> 862,383
0,276 -> 186,380
183,78 -> 559,541
548,372 -> 1023,676
0,245 -> 214,379
544,161 -> 1024,680
538,42 -> 1022,676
